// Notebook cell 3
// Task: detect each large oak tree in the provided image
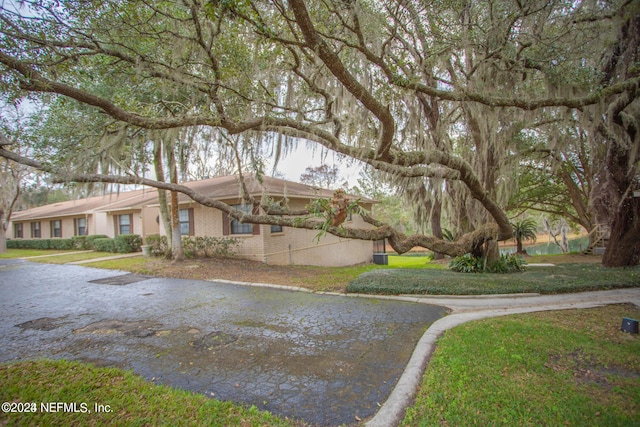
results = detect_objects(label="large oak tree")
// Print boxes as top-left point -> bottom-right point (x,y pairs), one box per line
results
1,0 -> 638,266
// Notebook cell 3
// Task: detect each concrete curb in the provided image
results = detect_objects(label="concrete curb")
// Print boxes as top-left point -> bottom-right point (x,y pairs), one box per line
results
365,293 -> 640,427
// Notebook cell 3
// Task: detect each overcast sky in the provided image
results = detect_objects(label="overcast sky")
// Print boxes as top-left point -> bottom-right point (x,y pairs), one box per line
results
268,144 -> 362,189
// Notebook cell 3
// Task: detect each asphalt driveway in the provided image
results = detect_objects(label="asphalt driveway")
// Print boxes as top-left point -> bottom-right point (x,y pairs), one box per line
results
0,259 -> 446,425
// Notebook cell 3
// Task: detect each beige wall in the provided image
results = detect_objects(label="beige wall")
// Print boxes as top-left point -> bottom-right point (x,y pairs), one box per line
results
190,199 -> 374,267
190,203 -> 265,262
140,206 -> 160,237
9,215 -> 94,239
8,196 -> 375,267
106,210 -> 143,238
262,207 -> 374,266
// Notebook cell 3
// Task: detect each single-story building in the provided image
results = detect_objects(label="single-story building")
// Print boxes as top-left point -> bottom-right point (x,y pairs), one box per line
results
8,175 -> 377,267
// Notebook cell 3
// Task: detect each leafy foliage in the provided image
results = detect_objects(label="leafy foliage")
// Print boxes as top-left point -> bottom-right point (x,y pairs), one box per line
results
145,234 -> 239,258
511,217 -> 538,253
92,238 -> 116,253
114,234 -> 142,253
448,253 -> 483,273
449,253 -> 527,274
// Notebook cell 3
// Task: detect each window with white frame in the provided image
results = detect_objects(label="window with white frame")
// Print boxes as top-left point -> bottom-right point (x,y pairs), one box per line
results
76,217 -> 87,236
118,214 -> 131,235
179,209 -> 191,236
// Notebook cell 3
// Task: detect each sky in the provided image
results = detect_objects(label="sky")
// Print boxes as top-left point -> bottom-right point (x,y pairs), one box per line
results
265,144 -> 363,189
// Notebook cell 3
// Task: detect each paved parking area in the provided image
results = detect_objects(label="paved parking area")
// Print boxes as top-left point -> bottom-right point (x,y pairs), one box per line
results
0,259 -> 446,425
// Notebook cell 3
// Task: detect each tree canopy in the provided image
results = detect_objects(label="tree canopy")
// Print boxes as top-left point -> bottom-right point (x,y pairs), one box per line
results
1,0 -> 638,266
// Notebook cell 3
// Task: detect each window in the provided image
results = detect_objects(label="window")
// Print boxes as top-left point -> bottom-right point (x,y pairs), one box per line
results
14,223 -> 23,238
75,217 -> 87,236
118,214 -> 131,235
270,224 -> 283,233
179,208 -> 194,236
230,204 -> 253,234
31,222 -> 41,238
51,220 -> 61,238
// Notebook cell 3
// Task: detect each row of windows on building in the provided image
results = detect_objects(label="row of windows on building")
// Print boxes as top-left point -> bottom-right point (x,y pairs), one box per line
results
13,218 -> 86,239
14,206 -> 283,238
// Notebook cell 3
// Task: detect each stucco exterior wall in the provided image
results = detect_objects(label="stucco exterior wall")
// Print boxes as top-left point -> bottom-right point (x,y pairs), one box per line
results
140,206 -> 160,238
189,199 -> 374,267
8,215 -> 96,239
106,210 -> 143,237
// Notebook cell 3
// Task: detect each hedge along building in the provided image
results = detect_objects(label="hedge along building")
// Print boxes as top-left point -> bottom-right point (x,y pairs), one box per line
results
8,175 -> 376,267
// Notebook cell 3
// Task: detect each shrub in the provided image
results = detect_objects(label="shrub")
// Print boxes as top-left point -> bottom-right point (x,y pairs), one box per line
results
7,238 -> 76,250
145,234 -> 168,257
493,253 -> 527,273
114,234 -> 142,253
85,234 -> 109,250
71,235 -> 89,250
92,238 -> 116,253
182,236 -> 240,258
143,234 -> 239,258
449,254 -> 483,273
449,253 -> 526,274
48,238 -> 74,250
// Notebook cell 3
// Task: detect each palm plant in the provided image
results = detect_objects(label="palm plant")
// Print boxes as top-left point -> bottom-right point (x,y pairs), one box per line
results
511,218 -> 538,254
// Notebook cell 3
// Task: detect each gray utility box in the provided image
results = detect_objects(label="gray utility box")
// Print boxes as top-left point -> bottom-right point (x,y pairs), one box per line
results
373,253 -> 388,265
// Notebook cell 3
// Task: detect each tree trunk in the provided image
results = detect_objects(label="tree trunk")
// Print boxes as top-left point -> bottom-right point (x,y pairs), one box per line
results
166,142 -> 185,262
153,139 -> 172,258
483,240 -> 500,266
430,198 -> 445,260
603,195 -> 640,267
170,189 -> 184,262
0,221 -> 7,254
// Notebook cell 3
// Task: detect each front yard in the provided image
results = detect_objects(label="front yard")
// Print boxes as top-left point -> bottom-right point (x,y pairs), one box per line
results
6,249 -> 638,295
1,249 -> 638,426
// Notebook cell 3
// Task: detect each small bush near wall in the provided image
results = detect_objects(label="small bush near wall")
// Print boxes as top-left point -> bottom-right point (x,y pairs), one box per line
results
7,234 -> 141,254
182,236 -> 240,258
48,239 -> 74,250
114,234 -> 142,253
7,238 -> 68,250
145,234 -> 167,256
71,236 -> 89,250
85,235 -> 109,250
144,234 -> 239,258
92,238 -> 116,253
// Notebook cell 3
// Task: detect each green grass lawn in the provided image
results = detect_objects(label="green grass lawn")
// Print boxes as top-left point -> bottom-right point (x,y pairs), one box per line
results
0,249 -> 80,259
347,263 -> 640,295
0,359 -> 300,427
402,304 -> 640,426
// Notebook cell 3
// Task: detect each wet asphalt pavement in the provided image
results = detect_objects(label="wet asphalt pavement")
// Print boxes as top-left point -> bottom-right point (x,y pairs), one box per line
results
0,259 -> 446,425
